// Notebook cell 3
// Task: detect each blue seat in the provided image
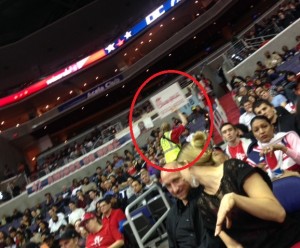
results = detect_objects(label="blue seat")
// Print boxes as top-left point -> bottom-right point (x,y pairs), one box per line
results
273,176 -> 300,213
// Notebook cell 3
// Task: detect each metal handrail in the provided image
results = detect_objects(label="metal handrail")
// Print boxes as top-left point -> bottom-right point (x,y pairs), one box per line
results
124,184 -> 170,248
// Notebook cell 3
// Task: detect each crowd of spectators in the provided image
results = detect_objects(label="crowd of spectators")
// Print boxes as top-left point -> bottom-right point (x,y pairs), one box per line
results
223,36 -> 300,180
245,1 -> 300,40
35,100 -> 155,179
229,1 -> 300,65
0,101 -> 211,247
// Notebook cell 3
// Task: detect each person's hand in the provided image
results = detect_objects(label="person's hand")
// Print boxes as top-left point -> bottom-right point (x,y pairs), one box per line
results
259,144 -> 287,156
219,231 -> 243,248
215,193 -> 235,236
256,162 -> 267,172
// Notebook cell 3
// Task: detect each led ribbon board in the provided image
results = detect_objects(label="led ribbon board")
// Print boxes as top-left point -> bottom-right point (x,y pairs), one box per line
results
0,0 -> 182,108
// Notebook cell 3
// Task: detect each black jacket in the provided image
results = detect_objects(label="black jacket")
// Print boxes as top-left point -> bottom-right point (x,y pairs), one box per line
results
166,187 -> 222,248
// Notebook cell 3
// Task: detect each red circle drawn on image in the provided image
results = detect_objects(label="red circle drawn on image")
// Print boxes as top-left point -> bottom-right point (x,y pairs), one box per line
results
129,69 -> 214,172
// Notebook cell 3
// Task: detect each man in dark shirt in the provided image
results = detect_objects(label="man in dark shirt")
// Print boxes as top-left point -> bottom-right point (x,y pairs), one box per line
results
161,162 -> 219,248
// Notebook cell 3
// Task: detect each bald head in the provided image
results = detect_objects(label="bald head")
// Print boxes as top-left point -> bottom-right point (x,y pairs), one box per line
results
161,162 -> 190,203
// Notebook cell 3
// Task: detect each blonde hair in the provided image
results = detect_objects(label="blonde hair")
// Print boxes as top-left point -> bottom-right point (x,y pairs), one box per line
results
177,131 -> 212,166
161,122 -> 171,132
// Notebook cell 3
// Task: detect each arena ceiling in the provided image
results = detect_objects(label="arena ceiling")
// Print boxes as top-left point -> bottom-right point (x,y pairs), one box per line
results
0,0 -> 277,150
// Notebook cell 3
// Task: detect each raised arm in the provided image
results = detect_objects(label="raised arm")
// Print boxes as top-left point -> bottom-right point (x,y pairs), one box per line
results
177,110 -> 188,126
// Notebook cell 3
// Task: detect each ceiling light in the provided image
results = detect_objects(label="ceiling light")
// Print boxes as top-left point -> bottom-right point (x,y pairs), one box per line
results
169,53 -> 172,56
196,13 -> 199,16
135,48 -> 138,51
32,157 -> 36,161
106,94 -> 109,97
115,69 -> 118,72
213,22 -> 217,25
172,17 -> 175,20
83,83 -> 87,87
16,123 -> 20,127
149,39 -> 152,43
122,85 -> 125,88
1,121 -> 4,125
82,107 -> 85,110
146,69 -> 149,72
45,105 -> 49,109
57,96 -> 60,100
140,41 -> 144,44
193,36 -> 197,39
160,24 -> 163,27
44,126 -> 47,130
149,33 -> 152,36
69,90 -> 73,94
124,53 -> 127,56
96,76 -> 99,80
64,140 -> 68,144
195,0 -> 198,3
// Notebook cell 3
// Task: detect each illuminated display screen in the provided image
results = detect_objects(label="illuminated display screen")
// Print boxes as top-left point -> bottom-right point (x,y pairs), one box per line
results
0,0 -> 182,108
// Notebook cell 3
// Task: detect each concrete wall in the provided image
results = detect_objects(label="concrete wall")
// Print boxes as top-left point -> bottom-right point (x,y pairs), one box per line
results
227,19 -> 300,78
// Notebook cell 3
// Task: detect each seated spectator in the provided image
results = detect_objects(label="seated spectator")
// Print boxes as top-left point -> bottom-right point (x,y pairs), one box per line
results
81,177 -> 97,195
127,180 -> 148,206
236,86 -> 249,104
277,11 -> 295,29
86,190 -> 101,212
0,231 -> 6,248
220,122 -> 253,164
68,201 -> 85,226
266,68 -> 280,81
48,207 -> 67,234
40,233 -> 58,248
112,154 -> 124,169
124,150 -> 134,162
76,190 -> 87,209
250,116 -> 300,179
103,179 -> 114,198
140,169 -> 157,190
281,45 -> 296,61
71,179 -> 82,197
239,96 -> 256,130
252,99 -> 300,135
15,231 -> 26,248
285,72 -> 298,104
44,193 -> 54,211
37,220 -> 50,237
98,198 -> 125,230
256,61 -> 267,73
125,160 -> 138,177
264,50 -> 282,69
111,185 -> 127,210
260,89 -> 288,108
80,212 -> 124,248
229,75 -> 245,89
58,228 -> 81,248
125,177 -> 134,199
74,219 -> 87,248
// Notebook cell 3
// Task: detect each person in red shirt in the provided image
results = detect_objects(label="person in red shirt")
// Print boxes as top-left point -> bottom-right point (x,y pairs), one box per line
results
220,122 -> 253,165
80,212 -> 124,248
98,198 -> 125,230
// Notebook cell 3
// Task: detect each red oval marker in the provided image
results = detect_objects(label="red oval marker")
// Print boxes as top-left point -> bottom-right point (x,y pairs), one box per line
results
129,70 -> 214,172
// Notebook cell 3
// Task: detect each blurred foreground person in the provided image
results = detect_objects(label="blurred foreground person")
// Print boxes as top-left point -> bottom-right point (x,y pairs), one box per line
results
176,132 -> 300,247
